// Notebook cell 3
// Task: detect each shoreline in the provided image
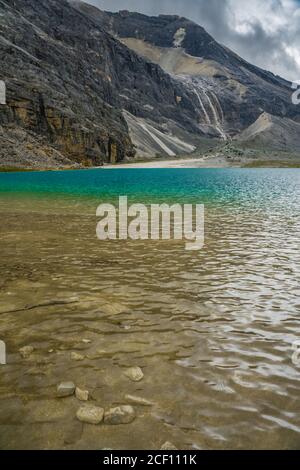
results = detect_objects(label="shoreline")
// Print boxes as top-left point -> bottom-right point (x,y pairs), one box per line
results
1,155 -> 300,173
0,156 -> 232,173
101,156 -> 232,169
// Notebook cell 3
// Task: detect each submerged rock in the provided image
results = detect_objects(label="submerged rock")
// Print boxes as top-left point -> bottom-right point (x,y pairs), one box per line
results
76,405 -> 104,424
71,352 -> 85,361
161,441 -> 178,450
125,394 -> 153,407
57,382 -> 76,397
19,346 -> 34,359
124,366 -> 144,382
75,387 -> 89,402
82,339 -> 91,344
104,405 -> 136,425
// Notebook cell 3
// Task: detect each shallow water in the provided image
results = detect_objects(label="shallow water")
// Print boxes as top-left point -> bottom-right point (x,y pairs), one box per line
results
0,168 -> 300,449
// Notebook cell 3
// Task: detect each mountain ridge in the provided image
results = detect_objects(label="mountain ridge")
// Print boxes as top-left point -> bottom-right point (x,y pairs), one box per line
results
90,7 -> 300,158
0,0 -> 299,168
0,0 -> 200,167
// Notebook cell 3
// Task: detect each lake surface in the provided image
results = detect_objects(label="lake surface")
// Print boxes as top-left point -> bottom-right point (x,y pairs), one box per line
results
0,168 -> 300,449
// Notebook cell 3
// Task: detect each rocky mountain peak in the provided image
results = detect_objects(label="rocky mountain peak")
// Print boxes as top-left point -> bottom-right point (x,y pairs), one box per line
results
0,0 -> 201,167
1,0 -> 300,168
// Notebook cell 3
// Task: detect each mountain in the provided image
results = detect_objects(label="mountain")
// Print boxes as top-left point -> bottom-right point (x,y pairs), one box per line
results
0,0 -> 299,168
95,10 -> 298,131
0,0 -> 200,168
237,113 -> 300,152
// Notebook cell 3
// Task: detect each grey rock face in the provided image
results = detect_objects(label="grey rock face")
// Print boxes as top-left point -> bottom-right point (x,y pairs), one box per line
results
237,113 -> 300,152
1,0 -> 300,167
0,0 -> 199,167
94,9 -> 300,143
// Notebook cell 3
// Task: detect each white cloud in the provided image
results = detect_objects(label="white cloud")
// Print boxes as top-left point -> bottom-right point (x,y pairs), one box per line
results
231,0 -> 294,33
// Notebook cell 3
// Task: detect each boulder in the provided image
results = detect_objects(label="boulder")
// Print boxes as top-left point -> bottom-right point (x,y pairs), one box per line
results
75,387 -> 89,401
19,346 -> 34,359
57,382 -> 76,397
76,405 -> 104,424
124,366 -> 144,382
104,405 -> 136,425
71,352 -> 85,361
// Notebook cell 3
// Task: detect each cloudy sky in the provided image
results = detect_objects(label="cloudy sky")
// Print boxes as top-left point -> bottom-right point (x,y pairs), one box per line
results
85,0 -> 300,81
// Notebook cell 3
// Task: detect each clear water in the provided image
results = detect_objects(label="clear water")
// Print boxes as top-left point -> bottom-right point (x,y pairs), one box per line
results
0,168 -> 300,449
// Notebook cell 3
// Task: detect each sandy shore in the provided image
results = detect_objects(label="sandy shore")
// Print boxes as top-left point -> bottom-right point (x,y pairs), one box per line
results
103,156 -> 231,169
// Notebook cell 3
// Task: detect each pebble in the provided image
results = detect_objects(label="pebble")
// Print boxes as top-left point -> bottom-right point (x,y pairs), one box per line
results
82,339 -> 91,344
57,381 -> 76,397
76,405 -> 104,424
75,387 -> 89,401
124,366 -> 144,382
19,346 -> 34,359
161,441 -> 178,450
104,405 -> 136,425
71,352 -> 85,361
125,394 -> 153,407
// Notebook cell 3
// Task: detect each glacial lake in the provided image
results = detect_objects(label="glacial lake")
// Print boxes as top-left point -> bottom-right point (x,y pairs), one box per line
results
0,168 -> 300,449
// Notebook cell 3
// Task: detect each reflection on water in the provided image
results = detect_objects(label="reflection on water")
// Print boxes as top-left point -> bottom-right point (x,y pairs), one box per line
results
0,169 -> 300,449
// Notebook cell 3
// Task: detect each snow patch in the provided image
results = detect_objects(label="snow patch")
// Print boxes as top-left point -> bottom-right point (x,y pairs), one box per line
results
173,28 -> 186,48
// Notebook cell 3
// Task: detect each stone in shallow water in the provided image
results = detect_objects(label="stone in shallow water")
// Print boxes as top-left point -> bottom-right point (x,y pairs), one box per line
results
19,346 -> 34,358
104,405 -> 136,425
125,394 -> 153,407
124,366 -> 144,382
71,352 -> 85,361
76,405 -> 104,424
161,441 -> 178,450
75,387 -> 89,401
57,381 -> 76,397
82,339 -> 91,344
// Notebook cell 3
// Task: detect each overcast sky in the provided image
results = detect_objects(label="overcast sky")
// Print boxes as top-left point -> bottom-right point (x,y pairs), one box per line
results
85,0 -> 300,81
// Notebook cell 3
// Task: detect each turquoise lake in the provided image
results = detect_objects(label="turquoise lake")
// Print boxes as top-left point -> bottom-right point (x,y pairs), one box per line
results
1,168 -> 300,205
0,168 -> 300,449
